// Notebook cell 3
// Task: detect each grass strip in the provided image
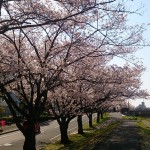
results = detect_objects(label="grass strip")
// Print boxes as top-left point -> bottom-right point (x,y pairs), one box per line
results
43,116 -> 121,150
137,120 -> 150,150
122,115 -> 141,120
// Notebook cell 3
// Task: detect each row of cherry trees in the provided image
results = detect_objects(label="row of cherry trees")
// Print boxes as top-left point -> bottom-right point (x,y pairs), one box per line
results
47,60 -> 148,144
0,0 -> 149,150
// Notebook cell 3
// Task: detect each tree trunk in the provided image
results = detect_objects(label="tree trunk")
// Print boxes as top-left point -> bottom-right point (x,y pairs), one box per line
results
77,115 -> 84,134
100,111 -> 104,119
59,118 -> 70,144
88,113 -> 93,128
23,121 -> 36,150
96,112 -> 100,123
23,134 -> 36,150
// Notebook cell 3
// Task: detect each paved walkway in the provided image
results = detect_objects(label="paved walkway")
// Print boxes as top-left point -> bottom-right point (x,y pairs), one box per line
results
93,119 -> 142,150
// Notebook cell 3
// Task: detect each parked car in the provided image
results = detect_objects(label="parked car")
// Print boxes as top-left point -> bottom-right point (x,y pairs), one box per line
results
34,122 -> 40,134
23,120 -> 40,134
0,120 -> 6,126
6,121 -> 13,126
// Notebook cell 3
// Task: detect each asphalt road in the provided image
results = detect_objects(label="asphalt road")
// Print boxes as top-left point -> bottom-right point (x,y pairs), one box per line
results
0,114 -> 96,150
109,112 -> 122,119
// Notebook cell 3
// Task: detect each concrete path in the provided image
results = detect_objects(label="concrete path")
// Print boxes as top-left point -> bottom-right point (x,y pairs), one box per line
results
93,119 -> 142,150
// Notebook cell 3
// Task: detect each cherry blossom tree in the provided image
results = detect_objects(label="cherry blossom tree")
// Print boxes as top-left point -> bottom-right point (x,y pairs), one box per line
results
0,14 -> 107,148
46,56 -> 107,142
1,0 -> 137,34
47,83 -> 82,144
80,63 -> 149,127
47,57 -> 149,137
0,0 -> 148,149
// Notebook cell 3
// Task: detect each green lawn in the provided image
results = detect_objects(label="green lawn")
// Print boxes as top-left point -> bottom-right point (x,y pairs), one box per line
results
122,115 -> 141,120
137,118 -> 150,150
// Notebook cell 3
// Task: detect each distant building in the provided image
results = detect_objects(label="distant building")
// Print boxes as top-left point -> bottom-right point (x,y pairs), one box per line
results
121,108 -> 129,114
135,102 -> 146,111
0,97 -> 10,116
0,92 -> 20,116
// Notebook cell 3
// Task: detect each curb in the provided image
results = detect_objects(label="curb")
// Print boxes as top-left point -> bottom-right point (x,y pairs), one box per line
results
0,128 -> 19,135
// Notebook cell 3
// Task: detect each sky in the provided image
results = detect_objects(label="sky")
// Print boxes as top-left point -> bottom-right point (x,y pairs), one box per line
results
121,0 -> 150,107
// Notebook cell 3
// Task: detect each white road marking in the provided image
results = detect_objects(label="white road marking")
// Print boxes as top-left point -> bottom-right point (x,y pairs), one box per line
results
4,143 -> 12,146
49,126 -> 78,142
54,126 -> 59,129
49,134 -> 60,141
68,126 -> 77,132
40,131 -> 44,133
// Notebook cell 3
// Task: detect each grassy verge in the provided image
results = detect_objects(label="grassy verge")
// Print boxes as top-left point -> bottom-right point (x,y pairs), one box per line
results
42,114 -> 121,150
83,114 -> 109,130
137,119 -> 150,150
122,115 -> 141,120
